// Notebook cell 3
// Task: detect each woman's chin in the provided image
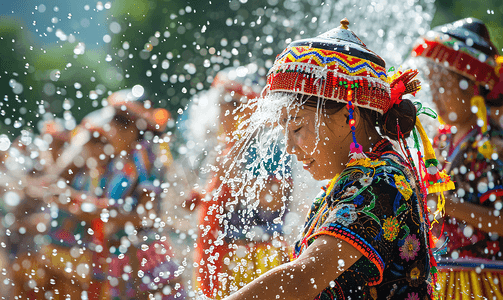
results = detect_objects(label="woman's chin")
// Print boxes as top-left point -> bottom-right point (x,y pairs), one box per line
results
307,169 -> 329,181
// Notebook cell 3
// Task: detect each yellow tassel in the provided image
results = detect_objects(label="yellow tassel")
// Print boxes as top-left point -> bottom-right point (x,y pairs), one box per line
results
437,115 -> 445,125
159,141 -> 174,168
471,95 -> 488,133
495,56 -> 503,77
416,117 -> 436,162
430,193 -> 447,229
427,171 -> 455,194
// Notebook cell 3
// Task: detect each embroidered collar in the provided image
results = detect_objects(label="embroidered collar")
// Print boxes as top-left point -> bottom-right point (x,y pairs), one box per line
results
366,139 -> 394,159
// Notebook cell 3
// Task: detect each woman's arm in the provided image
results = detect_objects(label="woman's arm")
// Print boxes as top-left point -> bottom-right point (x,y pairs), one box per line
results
225,235 -> 363,300
445,195 -> 503,235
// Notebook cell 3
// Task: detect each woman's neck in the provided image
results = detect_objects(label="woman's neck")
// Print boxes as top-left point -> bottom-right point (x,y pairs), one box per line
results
357,126 -> 383,153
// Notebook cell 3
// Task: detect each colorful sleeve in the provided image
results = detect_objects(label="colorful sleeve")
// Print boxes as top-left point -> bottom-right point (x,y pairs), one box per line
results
309,162 -> 415,286
133,141 -> 165,194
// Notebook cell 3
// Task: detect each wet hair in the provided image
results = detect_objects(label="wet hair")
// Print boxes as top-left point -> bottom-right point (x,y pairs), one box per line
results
302,96 -> 417,141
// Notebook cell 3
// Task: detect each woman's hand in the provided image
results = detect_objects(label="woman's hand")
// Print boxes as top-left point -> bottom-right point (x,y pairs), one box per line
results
224,235 -> 362,300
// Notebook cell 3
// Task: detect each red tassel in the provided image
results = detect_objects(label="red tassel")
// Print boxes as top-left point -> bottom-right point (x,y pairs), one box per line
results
488,76 -> 503,100
390,80 -> 406,106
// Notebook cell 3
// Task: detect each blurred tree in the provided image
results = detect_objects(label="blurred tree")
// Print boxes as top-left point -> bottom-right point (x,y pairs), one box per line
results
433,0 -> 503,51
0,16 -> 122,138
1,0 -> 502,139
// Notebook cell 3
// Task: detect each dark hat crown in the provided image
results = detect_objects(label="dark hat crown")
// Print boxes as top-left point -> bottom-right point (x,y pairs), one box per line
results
433,18 -> 498,57
287,18 -> 386,68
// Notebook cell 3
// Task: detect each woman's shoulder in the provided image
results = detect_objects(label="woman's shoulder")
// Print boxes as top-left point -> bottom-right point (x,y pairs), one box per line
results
332,153 -> 417,198
341,152 -> 411,178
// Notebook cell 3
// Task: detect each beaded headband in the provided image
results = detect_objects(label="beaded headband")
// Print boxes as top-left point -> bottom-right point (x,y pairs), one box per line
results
412,18 -> 499,90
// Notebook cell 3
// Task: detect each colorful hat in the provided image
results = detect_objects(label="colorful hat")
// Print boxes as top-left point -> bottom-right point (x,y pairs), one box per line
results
267,18 -> 394,115
412,18 -> 500,90
212,66 -> 263,102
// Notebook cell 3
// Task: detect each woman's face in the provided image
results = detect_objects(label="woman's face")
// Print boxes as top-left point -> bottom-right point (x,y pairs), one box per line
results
281,104 -> 352,181
82,137 -> 109,169
102,114 -> 139,152
427,65 -> 477,126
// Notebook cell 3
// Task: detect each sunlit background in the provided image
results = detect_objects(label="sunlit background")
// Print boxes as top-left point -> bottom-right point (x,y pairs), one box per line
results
0,0 -> 503,298
1,0 -> 502,142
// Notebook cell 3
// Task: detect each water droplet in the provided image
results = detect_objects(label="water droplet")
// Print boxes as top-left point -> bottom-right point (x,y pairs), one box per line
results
132,85 -> 144,98
0,134 -> 11,151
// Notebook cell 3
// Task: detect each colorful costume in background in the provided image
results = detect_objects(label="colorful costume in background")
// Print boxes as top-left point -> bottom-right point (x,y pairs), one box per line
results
265,19 -> 450,299
433,123 -> 503,296
45,138 -> 184,299
195,142 -> 291,299
193,69 -> 291,299
413,18 -> 503,298
43,97 -> 184,300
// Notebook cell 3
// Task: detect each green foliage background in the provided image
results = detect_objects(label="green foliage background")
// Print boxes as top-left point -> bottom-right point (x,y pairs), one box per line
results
1,0 -> 502,140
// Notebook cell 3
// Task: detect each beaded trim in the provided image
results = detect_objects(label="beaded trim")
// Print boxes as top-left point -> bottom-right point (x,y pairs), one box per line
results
267,49 -> 392,114
412,33 -> 498,89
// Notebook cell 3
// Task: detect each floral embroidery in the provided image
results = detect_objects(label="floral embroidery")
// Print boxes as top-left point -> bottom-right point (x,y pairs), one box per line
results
400,234 -> 420,261
359,175 -> 373,187
382,216 -> 400,241
353,195 -> 364,206
346,157 -> 387,168
405,292 -> 420,300
342,186 -> 359,198
407,265 -> 424,287
331,204 -> 357,226
410,267 -> 421,280
394,174 -> 412,200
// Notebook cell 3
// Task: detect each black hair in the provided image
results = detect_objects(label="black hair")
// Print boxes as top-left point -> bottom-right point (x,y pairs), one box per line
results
302,96 -> 416,141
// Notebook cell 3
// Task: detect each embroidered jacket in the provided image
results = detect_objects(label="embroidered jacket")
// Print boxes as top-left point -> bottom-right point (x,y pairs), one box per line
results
294,139 -> 433,299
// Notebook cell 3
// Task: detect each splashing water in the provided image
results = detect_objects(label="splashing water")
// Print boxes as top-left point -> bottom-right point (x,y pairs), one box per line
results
314,0 -> 435,66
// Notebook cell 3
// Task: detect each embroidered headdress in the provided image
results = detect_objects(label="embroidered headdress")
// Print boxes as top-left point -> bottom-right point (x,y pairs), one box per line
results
267,18 -> 401,115
412,18 -> 500,91
412,17 -> 503,123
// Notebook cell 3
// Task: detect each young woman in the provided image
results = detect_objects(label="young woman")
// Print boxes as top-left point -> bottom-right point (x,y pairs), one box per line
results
215,18 -> 442,300
412,18 -> 503,298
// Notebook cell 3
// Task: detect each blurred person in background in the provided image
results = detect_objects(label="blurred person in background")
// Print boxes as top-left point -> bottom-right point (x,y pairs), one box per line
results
1,119 -> 70,300
412,18 -> 503,297
184,67 -> 292,299
25,89 -> 186,300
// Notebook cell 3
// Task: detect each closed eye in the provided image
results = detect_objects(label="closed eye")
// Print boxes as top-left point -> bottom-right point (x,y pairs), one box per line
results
293,127 -> 302,133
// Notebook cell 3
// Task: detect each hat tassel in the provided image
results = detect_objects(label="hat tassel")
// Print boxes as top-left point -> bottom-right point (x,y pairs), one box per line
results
415,117 -> 455,226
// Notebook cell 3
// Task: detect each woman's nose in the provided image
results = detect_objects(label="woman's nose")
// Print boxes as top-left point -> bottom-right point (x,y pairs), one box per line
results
285,135 -> 296,155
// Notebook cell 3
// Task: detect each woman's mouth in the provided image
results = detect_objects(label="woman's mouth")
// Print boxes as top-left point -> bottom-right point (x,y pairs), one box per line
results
301,158 -> 315,170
